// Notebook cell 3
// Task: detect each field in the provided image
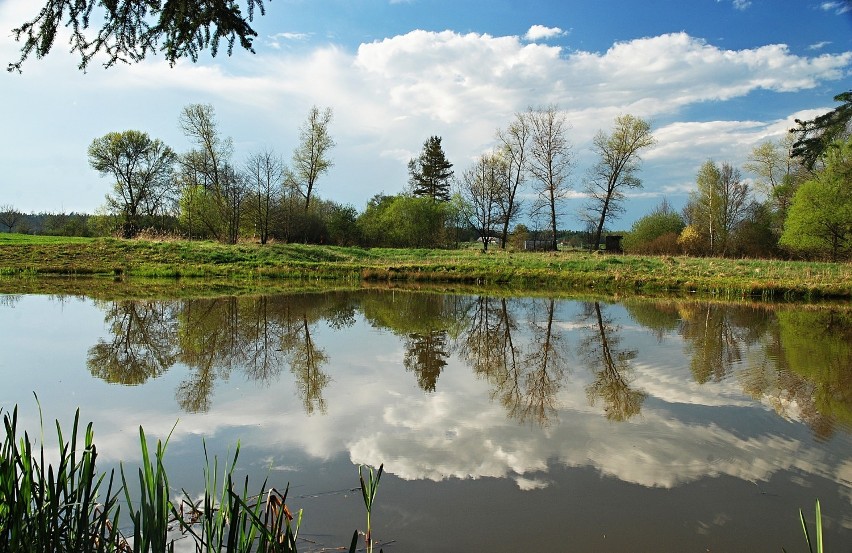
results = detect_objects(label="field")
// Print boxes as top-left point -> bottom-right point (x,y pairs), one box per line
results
1,233 -> 850,299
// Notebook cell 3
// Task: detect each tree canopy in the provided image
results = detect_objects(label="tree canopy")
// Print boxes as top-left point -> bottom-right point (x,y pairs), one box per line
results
781,138 -> 852,261
790,90 -> 852,170
9,0 -> 267,72
88,130 -> 177,237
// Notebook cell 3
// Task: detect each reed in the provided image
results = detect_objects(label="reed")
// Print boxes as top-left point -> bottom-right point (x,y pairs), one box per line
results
1,401 -> 384,552
358,463 -> 383,553
119,425 -> 175,553
0,401 -> 121,553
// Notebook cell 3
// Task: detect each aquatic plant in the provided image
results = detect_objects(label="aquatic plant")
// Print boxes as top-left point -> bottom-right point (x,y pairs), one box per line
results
0,400 -> 121,553
1,401 -> 382,552
784,500 -> 824,553
358,463 -> 384,553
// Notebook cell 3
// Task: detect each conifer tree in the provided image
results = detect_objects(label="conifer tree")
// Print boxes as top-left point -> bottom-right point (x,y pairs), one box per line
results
408,136 -> 454,202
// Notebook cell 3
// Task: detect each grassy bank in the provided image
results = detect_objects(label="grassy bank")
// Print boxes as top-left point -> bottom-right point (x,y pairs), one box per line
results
1,234 -> 850,299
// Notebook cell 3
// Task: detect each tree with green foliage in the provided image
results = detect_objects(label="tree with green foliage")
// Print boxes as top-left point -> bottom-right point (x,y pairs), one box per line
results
743,134 -> 807,243
9,0 -> 268,72
791,90 -> 852,170
178,103 -> 245,243
288,105 -> 335,212
780,139 -> 852,261
88,130 -> 177,238
622,200 -> 684,254
527,105 -> 573,251
408,136 -> 454,202
357,194 -> 449,248
683,160 -> 751,256
582,114 -> 655,250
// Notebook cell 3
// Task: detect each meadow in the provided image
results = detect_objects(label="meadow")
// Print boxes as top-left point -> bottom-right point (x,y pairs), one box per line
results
1,233 -> 850,299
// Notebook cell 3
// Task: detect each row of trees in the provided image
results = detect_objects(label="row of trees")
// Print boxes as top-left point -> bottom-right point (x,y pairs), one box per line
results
86,103 -> 336,243
4,93 -> 849,259
624,117 -> 852,261
456,109 -> 654,251
81,102 -> 658,251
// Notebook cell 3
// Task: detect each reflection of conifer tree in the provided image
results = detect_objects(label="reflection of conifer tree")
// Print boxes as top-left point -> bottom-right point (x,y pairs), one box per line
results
88,301 -> 179,385
517,298 -> 566,426
579,302 -> 645,422
404,330 -> 449,392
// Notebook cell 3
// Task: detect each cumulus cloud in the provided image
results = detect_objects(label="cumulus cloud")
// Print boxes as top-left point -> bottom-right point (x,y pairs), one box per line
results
2,14 -> 851,214
525,25 -> 566,41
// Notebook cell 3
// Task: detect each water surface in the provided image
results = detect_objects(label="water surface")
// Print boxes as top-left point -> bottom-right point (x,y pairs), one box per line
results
1,290 -> 850,551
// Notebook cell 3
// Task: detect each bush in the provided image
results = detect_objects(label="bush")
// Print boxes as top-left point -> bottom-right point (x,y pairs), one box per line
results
623,211 -> 685,254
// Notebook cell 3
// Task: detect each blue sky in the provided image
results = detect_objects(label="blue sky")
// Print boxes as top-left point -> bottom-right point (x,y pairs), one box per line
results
1,0 -> 851,229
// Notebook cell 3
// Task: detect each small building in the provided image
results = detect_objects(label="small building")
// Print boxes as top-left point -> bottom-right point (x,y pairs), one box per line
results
524,240 -> 552,251
604,235 -> 624,253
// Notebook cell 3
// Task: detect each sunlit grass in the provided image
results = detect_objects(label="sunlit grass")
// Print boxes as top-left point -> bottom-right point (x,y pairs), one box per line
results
0,234 -> 850,299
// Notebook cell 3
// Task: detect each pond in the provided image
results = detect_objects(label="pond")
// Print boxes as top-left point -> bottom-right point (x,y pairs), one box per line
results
1,289 -> 850,551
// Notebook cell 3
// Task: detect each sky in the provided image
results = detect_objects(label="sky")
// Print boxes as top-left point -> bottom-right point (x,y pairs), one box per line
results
1,0 -> 851,230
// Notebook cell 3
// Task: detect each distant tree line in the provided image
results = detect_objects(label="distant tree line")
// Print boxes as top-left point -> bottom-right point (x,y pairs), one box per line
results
3,92 -> 850,260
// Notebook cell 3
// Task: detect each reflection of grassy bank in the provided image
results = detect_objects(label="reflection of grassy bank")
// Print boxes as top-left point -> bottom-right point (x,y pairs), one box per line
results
1,234 -> 851,299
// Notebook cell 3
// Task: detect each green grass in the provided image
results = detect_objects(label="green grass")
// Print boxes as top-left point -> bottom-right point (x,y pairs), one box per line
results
1,234 -> 851,299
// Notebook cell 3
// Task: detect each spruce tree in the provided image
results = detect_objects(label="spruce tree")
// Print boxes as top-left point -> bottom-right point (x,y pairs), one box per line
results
408,136 -> 454,202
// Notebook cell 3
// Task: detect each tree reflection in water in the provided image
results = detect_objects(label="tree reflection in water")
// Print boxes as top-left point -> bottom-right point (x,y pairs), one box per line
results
88,300 -> 179,386
578,302 -> 646,422
84,291 -> 852,438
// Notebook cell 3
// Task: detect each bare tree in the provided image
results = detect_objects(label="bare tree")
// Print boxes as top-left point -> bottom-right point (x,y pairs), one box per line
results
495,113 -> 530,248
459,151 -> 505,251
527,106 -> 574,251
244,149 -> 285,244
0,205 -> 23,233
582,114 -> 655,250
289,105 -> 335,211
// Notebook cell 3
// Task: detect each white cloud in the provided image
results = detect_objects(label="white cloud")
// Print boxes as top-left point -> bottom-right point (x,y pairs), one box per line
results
266,32 -> 312,49
821,1 -> 852,14
524,25 -> 566,42
1,18 -> 850,216
733,0 -> 752,10
809,40 -> 832,51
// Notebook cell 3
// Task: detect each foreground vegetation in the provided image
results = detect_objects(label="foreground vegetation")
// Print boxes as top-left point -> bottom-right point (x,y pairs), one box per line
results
1,234 -> 850,299
0,402 -> 383,553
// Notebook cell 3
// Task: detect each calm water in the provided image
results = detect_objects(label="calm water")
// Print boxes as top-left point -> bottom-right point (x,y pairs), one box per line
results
1,290 -> 850,552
